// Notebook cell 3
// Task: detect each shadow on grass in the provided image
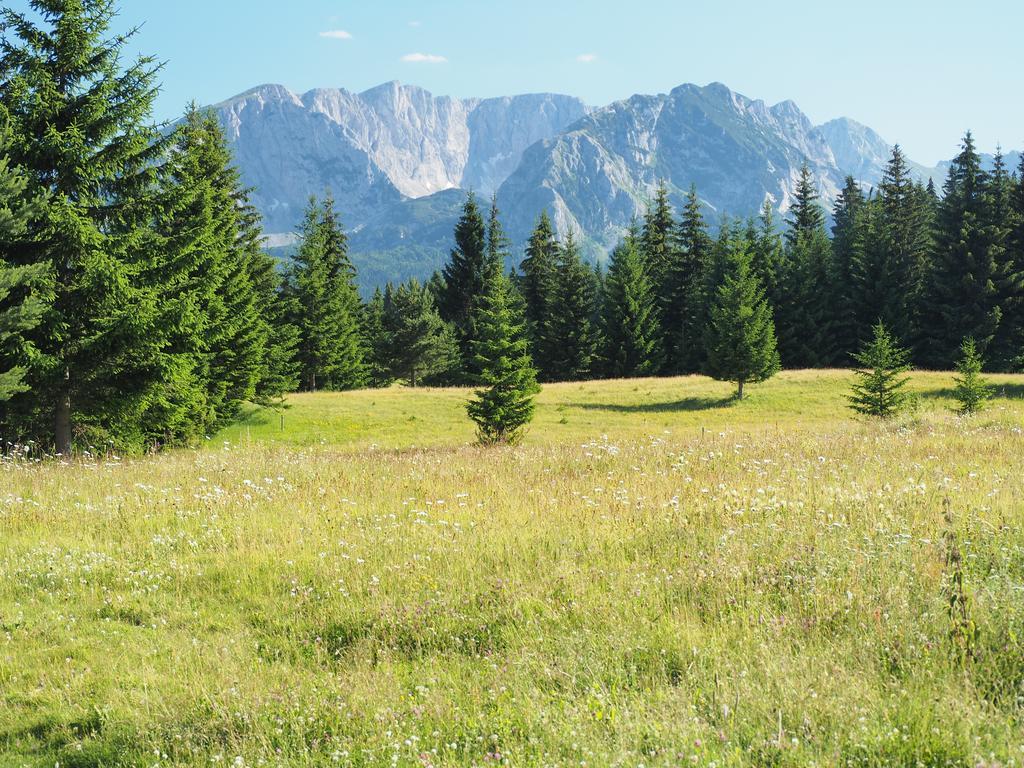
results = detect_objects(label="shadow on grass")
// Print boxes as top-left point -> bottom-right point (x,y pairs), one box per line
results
918,383 -> 1024,400
567,395 -> 737,413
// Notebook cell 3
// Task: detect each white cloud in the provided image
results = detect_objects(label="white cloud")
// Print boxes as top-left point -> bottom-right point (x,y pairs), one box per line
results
576,53 -> 598,63
401,52 -> 447,64
319,30 -> 353,40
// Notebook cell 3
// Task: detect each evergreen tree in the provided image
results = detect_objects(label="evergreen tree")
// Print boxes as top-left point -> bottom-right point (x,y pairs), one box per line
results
155,107 -> 282,434
211,178 -> 273,421
703,247 -> 780,399
1008,155 -> 1024,370
439,192 -> 487,374
639,182 -> 680,369
0,0 -> 174,452
750,200 -> 783,302
777,166 -> 836,367
0,119 -> 46,403
848,195 -> 890,342
831,176 -> 865,357
519,210 -> 559,374
668,185 -> 712,373
601,232 -> 662,377
286,195 -> 365,391
875,145 -> 930,343
485,194 -> 510,276
640,181 -> 676,290
847,322 -> 912,418
542,229 -> 597,381
381,279 -> 459,386
785,163 -> 827,246
918,133 -> 1013,368
466,261 -> 540,445
953,337 -> 993,415
362,287 -> 393,387
0,262 -> 44,402
249,244 -> 300,402
987,151 -> 1024,369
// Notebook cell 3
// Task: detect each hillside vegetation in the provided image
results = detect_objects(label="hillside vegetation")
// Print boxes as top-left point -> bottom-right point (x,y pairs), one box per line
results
3,371 -> 1024,766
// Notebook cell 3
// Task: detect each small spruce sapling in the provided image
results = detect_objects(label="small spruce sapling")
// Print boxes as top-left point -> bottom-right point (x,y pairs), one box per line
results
847,322 -> 912,418
466,264 -> 540,445
952,337 -> 992,415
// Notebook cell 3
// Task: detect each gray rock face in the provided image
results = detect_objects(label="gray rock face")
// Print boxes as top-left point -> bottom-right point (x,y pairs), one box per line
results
818,116 -> 941,189
216,84 -> 403,237
209,82 -> 588,235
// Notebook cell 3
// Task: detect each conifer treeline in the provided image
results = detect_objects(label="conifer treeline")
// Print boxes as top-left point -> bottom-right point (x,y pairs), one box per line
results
1,2 -> 1022,452
488,140 -> 1024,386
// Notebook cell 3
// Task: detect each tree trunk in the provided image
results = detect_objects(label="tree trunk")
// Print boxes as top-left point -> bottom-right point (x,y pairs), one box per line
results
55,369 -> 72,455
737,379 -> 745,400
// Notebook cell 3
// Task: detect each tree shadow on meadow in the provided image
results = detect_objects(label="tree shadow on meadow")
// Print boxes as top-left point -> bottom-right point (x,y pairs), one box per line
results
567,395 -> 737,413
917,382 -> 1024,401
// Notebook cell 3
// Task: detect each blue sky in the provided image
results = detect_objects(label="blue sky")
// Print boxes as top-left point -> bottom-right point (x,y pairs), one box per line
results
12,0 -> 1024,165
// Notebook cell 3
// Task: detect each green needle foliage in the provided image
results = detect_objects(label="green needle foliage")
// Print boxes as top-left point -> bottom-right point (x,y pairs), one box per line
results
285,195 -> 365,392
439,193 -> 488,378
0,0 -> 174,452
466,263 -> 540,445
542,229 -> 598,381
377,279 -> 459,386
0,114 -> 45,404
848,322 -> 912,418
952,337 -> 993,415
601,231 -> 663,378
703,248 -> 780,399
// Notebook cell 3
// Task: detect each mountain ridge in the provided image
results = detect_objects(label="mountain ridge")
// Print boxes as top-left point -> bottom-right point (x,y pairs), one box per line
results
207,80 -> 1017,285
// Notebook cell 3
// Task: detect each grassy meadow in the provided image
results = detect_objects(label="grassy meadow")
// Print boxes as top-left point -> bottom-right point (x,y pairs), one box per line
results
3,371 -> 1024,766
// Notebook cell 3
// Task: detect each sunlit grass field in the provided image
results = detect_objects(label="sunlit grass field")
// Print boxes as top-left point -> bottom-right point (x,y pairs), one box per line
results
3,371 -> 1024,766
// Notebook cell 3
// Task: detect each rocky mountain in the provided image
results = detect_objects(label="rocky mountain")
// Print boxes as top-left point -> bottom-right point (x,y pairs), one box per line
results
209,80 -> 1017,286
212,82 -> 588,236
496,83 -> 848,251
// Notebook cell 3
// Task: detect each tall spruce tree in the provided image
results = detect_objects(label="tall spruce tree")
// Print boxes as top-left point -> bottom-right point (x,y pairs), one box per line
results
466,261 -> 540,445
777,165 -> 836,367
670,186 -> 714,373
918,133 -> 1011,368
519,210 -> 559,374
0,0 -> 174,452
485,194 -> 510,276
875,146 -> 930,344
154,107 -> 281,435
1008,155 -> 1024,369
987,151 -> 1024,369
542,229 -> 597,381
703,247 -> 780,399
831,176 -> 865,357
750,200 -> 783,304
286,195 -> 365,391
0,119 -> 46,404
601,232 -> 662,378
439,193 -> 487,376
380,279 -> 459,386
249,242 -> 300,402
640,182 -> 680,370
640,181 -> 676,290
785,163 -> 827,246
362,286 -> 392,387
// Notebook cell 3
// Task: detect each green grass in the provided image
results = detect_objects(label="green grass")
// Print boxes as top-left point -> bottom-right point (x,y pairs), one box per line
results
219,369 -> 1024,450
3,370 -> 1024,766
